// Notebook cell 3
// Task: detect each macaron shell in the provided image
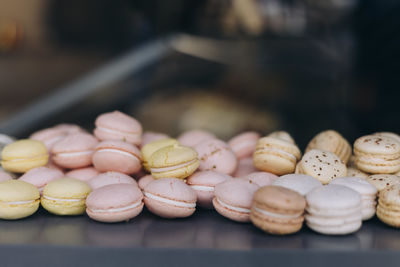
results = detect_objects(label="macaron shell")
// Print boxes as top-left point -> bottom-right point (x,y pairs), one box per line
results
306,220 -> 362,235
138,175 -> 155,190
241,172 -> 278,187
272,174 -> 322,196
177,129 -> 216,147
233,157 -> 257,177
141,132 -> 170,148
151,159 -> 199,180
250,209 -> 304,235
354,135 -> 400,158
0,171 -> 13,182
65,167 -> 99,182
19,167 -> 64,189
88,172 -> 137,190
30,128 -> 67,150
267,131 -> 295,144
141,138 -> 179,171
347,167 -> 369,179
367,174 -> 400,191
228,131 -> 260,159
87,203 -> 144,223
41,197 -> 87,216
144,196 -> 195,218
43,178 -> 91,199
212,197 -> 251,223
354,156 -> 400,174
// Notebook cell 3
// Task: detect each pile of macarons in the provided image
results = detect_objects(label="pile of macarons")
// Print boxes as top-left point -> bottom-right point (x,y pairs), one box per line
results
0,111 -> 400,236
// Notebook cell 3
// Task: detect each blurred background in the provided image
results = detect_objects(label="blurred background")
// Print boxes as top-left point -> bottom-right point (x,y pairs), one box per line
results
0,0 -> 399,149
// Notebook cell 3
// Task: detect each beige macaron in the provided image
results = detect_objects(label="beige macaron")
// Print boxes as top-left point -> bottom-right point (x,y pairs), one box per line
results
377,184 -> 400,227
366,174 -> 400,191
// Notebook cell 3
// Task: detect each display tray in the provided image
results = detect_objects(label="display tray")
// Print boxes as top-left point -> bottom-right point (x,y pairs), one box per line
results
0,207 -> 399,267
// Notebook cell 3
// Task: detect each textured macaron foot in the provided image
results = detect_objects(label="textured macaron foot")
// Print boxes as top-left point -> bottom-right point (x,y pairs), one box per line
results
376,184 -> 400,228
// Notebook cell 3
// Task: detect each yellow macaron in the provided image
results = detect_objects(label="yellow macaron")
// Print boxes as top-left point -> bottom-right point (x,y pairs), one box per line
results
0,180 -> 40,220
1,139 -> 49,173
141,138 -> 179,171
41,178 -> 91,216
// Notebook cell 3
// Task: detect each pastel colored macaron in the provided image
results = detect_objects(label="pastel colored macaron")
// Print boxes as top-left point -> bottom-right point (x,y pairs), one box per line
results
250,185 -> 306,235
253,136 -> 301,175
273,174 -> 322,196
138,175 -> 155,191
94,110 -> 142,145
233,157 -> 257,177
373,132 -> 400,144
51,133 -> 98,169
0,171 -> 13,182
377,184 -> 400,228
346,167 -> 369,179
141,132 -> 170,148
296,149 -> 347,184
92,140 -> 142,174
305,184 -> 362,235
353,135 -> 400,174
241,172 -> 278,187
213,179 -> 259,222
366,174 -> 400,191
1,139 -> 49,173
19,166 -> 64,193
195,139 -> 237,175
86,184 -> 144,223
186,171 -> 231,209
141,138 -> 179,172
330,177 -> 377,220
30,127 -> 67,150
267,131 -> 295,144
0,180 -> 40,219
148,144 -> 199,179
228,131 -> 260,159
88,172 -> 137,190
177,129 -> 216,147
41,178 -> 92,216
143,178 -> 197,218
52,123 -> 84,134
65,167 -> 100,182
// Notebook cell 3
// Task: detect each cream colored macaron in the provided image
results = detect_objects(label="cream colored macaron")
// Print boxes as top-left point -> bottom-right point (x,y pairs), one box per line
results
0,180 -> 40,219
1,139 -> 49,173
41,178 -> 91,215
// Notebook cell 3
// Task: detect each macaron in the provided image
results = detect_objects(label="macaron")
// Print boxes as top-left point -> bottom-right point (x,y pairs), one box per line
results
0,134 -> 15,160
52,123 -> 84,134
0,171 -> 13,182
373,132 -> 400,144
330,177 -> 378,220
65,167 -> 100,182
92,140 -> 142,174
0,180 -> 40,219
138,175 -> 154,191
346,167 -> 369,179
141,132 -> 170,148
41,177 -> 92,216
51,133 -> 98,169
148,144 -> 199,179
186,171 -> 231,209
241,172 -> 278,187
253,136 -> 301,175
305,184 -> 362,235
233,157 -> 257,177
296,149 -> 347,184
267,131 -> 295,144
305,130 -> 352,164
30,127 -> 67,151
88,172 -> 137,190
213,179 -> 259,222
86,184 -> 144,223
353,135 -> 400,174
366,174 -> 400,191
376,184 -> 400,228
228,131 -> 260,159
1,139 -> 49,173
272,174 -> 322,196
250,185 -> 306,235
94,110 -> 142,145
143,178 -> 197,218
177,129 -> 216,147
195,139 -> 237,175
141,138 -> 179,172
19,166 -> 64,193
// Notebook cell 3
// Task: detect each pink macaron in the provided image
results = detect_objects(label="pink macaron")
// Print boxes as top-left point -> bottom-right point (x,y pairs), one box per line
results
143,178 -> 197,218
30,127 -> 67,151
65,167 -> 100,182
19,166 -> 64,192
88,172 -> 138,190
228,131 -> 260,159
51,132 -> 98,169
186,171 -> 231,209
86,183 -> 144,223
94,110 -> 142,145
213,179 -> 259,222
92,140 -> 142,174
233,157 -> 257,177
0,171 -> 13,182
138,175 -> 155,191
141,132 -> 170,148
178,129 -> 216,147
195,139 -> 238,175
53,123 -> 84,134
241,171 -> 278,187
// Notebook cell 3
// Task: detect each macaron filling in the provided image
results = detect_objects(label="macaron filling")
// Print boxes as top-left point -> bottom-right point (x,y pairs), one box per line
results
96,127 -> 140,138
190,185 -> 214,192
55,151 -> 93,158
150,159 -> 198,173
88,200 -> 142,213
3,154 -> 48,162
144,192 -> 196,208
253,206 -> 303,219
256,147 -> 297,161
95,148 -> 139,159
43,195 -> 85,202
2,199 -> 38,205
216,198 -> 250,213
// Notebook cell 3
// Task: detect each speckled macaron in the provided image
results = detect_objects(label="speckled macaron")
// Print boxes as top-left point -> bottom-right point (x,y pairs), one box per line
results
250,185 -> 306,235
366,174 -> 400,191
376,184 -> 400,228
143,178 -> 197,218
148,144 -> 199,179
373,132 -> 400,144
19,166 -> 64,193
213,179 -> 259,222
353,135 -> 400,174
296,149 -> 347,184
253,136 -> 301,175
1,139 -> 49,173
346,167 -> 369,179
233,157 -> 257,177
88,172 -> 138,190
241,172 -> 278,187
65,167 -> 99,182
228,131 -> 260,159
177,129 -> 216,147
186,171 -> 231,209
195,139 -> 238,175
305,130 -> 352,164
273,174 -> 322,196
141,138 -> 179,172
